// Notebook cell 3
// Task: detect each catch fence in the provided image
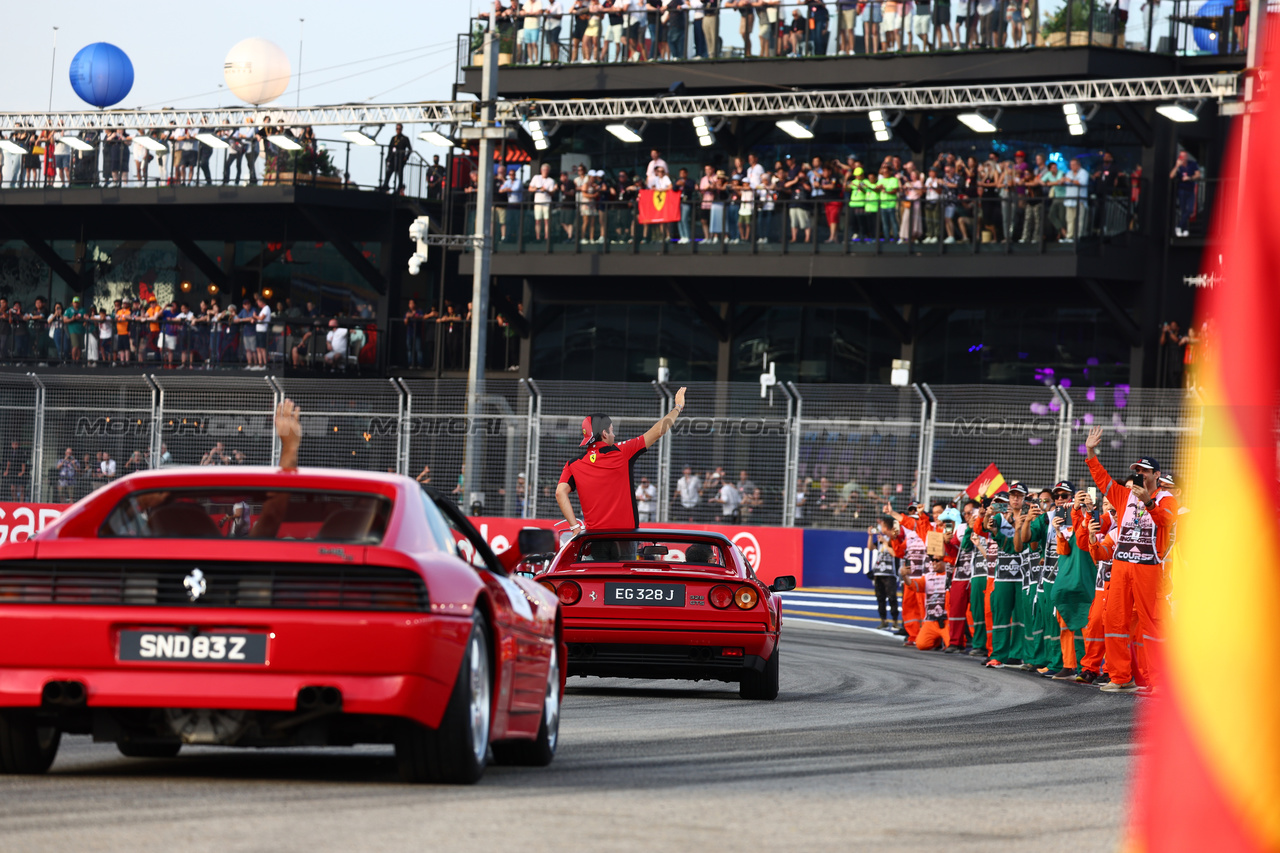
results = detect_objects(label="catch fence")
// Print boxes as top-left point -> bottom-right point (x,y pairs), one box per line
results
6,374 -> 1198,519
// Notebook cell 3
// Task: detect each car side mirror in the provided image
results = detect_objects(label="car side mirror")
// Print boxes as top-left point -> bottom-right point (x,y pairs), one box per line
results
517,527 -> 556,557
768,575 -> 797,593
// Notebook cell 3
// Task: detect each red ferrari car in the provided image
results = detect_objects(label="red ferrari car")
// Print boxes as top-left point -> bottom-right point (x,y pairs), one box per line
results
536,530 -> 795,700
0,468 -> 563,784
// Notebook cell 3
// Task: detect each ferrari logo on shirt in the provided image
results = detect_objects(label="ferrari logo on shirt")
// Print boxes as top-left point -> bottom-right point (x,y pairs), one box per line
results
589,451 -> 597,463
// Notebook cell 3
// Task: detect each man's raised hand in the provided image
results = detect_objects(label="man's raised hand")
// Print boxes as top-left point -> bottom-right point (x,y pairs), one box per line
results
674,386 -> 687,410
1084,426 -> 1104,457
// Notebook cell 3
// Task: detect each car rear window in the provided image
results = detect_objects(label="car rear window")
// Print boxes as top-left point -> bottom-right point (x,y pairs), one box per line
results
570,537 -> 733,571
99,488 -> 392,544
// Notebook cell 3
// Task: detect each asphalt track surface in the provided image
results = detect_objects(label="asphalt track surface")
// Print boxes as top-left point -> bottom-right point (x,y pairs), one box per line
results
1,622 -> 1137,853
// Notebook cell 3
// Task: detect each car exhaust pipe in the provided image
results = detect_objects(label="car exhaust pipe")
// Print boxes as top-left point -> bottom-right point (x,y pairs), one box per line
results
319,686 -> 342,711
296,686 -> 343,713
297,686 -> 321,711
42,680 -> 86,707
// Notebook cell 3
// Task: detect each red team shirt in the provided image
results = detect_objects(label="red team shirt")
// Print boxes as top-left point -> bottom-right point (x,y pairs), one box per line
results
558,436 -> 649,530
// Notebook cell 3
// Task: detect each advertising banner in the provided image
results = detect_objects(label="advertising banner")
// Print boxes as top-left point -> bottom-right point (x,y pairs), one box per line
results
0,503 -> 66,544
800,528 -> 877,591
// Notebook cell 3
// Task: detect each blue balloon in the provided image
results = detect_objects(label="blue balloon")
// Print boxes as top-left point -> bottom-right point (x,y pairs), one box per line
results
1193,0 -> 1230,53
68,42 -> 134,108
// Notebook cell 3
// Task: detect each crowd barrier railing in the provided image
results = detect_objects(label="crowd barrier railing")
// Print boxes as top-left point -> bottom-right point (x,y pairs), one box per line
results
3,375 -> 1199,521
469,191 -> 1141,257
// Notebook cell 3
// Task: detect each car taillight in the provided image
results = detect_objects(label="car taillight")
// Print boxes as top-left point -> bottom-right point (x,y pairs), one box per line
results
537,579 -> 556,594
557,580 -> 582,605
734,585 -> 759,610
708,584 -> 734,609
721,647 -> 744,657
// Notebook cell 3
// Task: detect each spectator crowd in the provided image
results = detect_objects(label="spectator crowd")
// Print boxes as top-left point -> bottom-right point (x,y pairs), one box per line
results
484,147 -> 1142,247
0,120 -> 446,196
0,293 -> 375,371
478,0 -> 1140,64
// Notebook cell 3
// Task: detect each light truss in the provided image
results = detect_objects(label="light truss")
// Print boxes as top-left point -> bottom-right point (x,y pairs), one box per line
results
521,74 -> 1240,121
0,73 -> 1239,132
0,102 -> 478,132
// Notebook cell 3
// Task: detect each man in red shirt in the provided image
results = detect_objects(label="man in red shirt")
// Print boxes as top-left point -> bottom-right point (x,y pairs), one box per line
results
1083,426 -> 1178,693
556,387 -> 687,534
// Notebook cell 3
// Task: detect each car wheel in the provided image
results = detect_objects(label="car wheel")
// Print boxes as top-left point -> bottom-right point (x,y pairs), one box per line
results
739,643 -> 779,700
0,711 -> 61,774
117,742 -> 182,759
492,641 -> 561,767
396,611 -> 492,784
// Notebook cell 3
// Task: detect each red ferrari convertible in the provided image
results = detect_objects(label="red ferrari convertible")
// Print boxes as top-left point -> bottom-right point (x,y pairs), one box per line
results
0,468 -> 563,784
536,530 -> 794,700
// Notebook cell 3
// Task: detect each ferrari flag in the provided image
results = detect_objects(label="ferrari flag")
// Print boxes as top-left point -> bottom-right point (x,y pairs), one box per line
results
1123,44 -> 1280,853
964,463 -> 1007,501
637,189 -> 681,224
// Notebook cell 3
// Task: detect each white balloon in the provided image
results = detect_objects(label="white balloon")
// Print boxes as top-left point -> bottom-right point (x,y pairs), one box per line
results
223,38 -> 291,106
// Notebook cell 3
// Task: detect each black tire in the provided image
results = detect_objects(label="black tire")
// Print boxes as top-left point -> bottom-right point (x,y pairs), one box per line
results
492,641 -> 561,767
117,741 -> 182,759
396,611 -> 492,784
739,643 -> 780,700
0,711 -> 60,774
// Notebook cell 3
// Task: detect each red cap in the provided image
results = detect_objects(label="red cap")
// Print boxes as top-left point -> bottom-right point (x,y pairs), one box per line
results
579,413 -> 612,446
1015,150 -> 1026,157
580,416 -> 592,446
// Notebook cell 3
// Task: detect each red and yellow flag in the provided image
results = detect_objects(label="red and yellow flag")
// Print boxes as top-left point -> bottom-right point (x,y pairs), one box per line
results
637,189 -> 681,224
964,463 -> 1007,500
1124,51 -> 1280,853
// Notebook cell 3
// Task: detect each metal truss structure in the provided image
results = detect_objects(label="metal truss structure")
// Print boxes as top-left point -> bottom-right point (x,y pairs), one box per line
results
0,74 -> 1238,132
0,102 -> 477,132
521,74 -> 1240,121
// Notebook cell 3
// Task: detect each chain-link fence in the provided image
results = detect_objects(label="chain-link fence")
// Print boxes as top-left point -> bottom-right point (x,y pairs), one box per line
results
271,378 -> 404,475
9,374 -> 1206,522
526,380 -> 668,523
34,375 -> 156,504
790,383 -> 927,529
658,381 -> 793,528
152,375 -> 280,469
1062,386 -> 1197,505
922,383 -> 1069,502
0,376 -> 39,502
400,378 -> 532,517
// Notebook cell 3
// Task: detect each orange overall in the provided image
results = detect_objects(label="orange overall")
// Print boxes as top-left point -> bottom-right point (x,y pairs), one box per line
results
1087,458 -> 1177,688
898,512 -> 933,643
912,570 -> 950,650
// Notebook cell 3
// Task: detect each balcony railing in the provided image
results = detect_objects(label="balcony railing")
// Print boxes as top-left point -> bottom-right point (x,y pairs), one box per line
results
465,191 -> 1143,257
465,0 -> 1251,70
0,132 -> 447,199
0,315 -> 519,375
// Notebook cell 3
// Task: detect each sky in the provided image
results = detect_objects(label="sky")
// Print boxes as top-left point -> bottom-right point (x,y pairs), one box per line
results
0,1 -> 480,184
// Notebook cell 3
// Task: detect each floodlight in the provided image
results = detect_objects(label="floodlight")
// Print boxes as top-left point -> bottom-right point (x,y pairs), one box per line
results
1156,103 -> 1199,123
419,129 -> 456,147
61,135 -> 95,152
957,109 -> 1000,133
776,116 -> 815,139
605,120 -> 646,143
194,132 -> 230,149
268,134 -> 303,151
342,129 -> 379,146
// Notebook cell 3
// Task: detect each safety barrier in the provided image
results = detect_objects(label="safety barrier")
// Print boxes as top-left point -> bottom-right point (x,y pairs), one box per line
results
3,374 -> 1197,517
